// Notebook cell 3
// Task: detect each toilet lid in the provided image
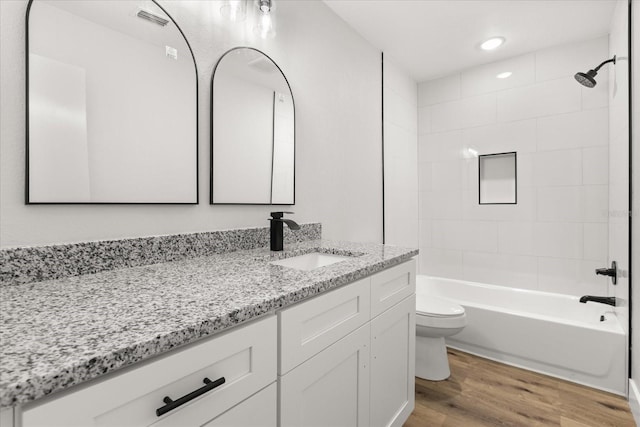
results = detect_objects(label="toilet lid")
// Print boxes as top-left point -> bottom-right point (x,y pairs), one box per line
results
416,294 -> 465,317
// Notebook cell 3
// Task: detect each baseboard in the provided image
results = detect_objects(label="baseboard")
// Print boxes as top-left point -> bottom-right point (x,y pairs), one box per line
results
629,379 -> 640,426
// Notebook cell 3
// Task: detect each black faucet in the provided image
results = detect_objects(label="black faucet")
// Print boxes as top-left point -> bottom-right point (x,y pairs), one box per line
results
579,295 -> 616,306
269,212 -> 300,251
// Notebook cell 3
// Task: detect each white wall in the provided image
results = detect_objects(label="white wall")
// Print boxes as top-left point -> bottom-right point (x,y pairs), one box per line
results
0,0 -> 383,247
383,55 -> 418,248
418,36 -> 611,296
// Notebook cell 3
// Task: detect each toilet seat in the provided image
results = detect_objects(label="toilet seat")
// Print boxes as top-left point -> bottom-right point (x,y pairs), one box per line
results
416,295 -> 465,317
416,295 -> 466,329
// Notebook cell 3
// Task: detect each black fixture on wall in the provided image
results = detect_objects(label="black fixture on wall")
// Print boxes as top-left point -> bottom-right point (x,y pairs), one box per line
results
574,55 -> 616,88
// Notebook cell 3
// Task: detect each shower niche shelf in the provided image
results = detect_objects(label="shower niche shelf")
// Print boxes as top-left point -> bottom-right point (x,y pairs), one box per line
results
479,152 -> 517,205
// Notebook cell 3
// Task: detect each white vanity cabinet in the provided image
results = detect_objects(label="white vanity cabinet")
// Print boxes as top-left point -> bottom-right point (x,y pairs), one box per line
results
279,259 -> 416,427
11,258 -> 416,427
21,315 -> 278,427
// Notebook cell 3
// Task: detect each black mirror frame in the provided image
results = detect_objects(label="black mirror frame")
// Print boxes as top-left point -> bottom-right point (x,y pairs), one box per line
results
210,46 -> 296,206
24,0 -> 199,205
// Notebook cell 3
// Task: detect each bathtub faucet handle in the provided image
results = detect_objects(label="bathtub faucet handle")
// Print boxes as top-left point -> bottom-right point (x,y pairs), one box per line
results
595,261 -> 617,285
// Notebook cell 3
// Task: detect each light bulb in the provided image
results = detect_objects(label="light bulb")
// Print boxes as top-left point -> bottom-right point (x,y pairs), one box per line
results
480,37 -> 505,51
255,11 -> 276,39
220,0 -> 246,22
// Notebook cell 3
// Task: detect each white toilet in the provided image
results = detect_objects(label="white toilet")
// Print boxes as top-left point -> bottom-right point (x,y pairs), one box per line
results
415,294 -> 467,381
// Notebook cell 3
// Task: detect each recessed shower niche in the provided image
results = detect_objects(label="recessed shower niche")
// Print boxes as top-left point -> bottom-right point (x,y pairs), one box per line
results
478,152 -> 517,205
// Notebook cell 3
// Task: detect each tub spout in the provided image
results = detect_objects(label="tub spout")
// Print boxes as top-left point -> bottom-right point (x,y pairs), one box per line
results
579,295 -> 616,306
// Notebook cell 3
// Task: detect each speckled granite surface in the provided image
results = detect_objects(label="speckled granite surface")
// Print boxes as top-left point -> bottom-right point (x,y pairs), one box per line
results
0,223 -> 321,286
0,240 -> 417,408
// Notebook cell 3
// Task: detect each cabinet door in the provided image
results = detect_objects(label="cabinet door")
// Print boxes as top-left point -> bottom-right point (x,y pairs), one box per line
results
370,295 -> 416,427
203,383 -> 277,427
371,259 -> 415,318
279,278 -> 370,375
280,324 -> 370,427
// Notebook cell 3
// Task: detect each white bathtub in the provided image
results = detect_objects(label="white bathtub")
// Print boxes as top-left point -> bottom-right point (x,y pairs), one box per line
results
417,276 -> 627,396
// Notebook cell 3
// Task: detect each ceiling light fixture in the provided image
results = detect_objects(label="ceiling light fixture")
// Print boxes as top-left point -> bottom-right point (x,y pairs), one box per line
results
480,37 -> 505,51
254,0 -> 276,39
496,71 -> 512,79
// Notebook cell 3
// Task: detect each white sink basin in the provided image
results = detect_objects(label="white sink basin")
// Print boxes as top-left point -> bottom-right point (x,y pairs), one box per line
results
270,252 -> 352,271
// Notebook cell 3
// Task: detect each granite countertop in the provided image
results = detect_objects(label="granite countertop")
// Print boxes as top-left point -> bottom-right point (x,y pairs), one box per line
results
0,240 -> 418,409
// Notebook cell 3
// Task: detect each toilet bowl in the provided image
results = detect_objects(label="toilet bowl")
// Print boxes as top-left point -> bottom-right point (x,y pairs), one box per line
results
415,294 -> 467,381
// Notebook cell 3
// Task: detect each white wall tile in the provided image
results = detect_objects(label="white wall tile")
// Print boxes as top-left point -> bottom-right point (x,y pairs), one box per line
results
432,220 -> 498,252
416,37 -> 609,299
537,257 -> 607,296
418,74 -> 461,107
463,252 -> 538,290
422,191 -> 463,220
583,222 -> 608,262
462,119 -> 537,155
537,108 -> 608,151
419,130 -> 463,162
534,222 -> 583,259
383,57 -> 418,107
383,55 -> 418,251
537,186 -> 582,222
384,87 -> 418,132
420,248 -> 464,278
461,53 -> 535,97
583,146 -> 609,185
385,219 -> 419,248
497,77 -> 581,122
460,93 -> 497,129
535,36 -> 609,82
498,221 -> 535,255
418,106 -> 431,135
430,93 -> 496,133
420,220 -> 432,248
462,187 -> 536,222
517,153 -> 535,188
533,149 -> 582,187
418,162 -> 432,192
431,160 -> 463,191
582,72 -> 609,110
581,185 -> 609,222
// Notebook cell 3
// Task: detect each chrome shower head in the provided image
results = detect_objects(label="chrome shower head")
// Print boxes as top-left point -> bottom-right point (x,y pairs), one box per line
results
574,55 -> 616,88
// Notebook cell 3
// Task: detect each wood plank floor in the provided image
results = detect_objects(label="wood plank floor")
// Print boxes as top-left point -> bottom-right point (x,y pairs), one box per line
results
404,348 -> 635,427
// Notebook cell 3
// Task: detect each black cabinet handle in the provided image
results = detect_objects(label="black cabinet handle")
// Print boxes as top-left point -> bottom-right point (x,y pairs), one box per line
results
156,377 -> 225,417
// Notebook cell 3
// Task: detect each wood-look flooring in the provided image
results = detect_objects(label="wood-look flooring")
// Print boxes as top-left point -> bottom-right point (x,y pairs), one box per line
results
404,348 -> 635,427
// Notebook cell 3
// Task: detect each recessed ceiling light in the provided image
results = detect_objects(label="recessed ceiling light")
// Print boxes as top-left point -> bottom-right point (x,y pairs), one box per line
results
480,37 -> 505,51
496,71 -> 512,79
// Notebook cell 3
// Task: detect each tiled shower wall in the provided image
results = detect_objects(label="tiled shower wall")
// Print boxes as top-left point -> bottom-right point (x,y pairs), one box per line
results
383,55 -> 419,248
418,36 -> 610,296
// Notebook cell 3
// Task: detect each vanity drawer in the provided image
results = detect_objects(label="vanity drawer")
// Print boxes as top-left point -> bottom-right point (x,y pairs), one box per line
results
278,278 -> 370,375
371,259 -> 416,318
22,315 -> 277,427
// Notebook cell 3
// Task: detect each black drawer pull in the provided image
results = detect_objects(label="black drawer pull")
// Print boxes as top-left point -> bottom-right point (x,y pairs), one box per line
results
156,377 -> 225,417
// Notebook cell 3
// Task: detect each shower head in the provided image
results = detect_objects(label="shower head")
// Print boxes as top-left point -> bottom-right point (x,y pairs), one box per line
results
574,55 -> 616,88
574,70 -> 598,88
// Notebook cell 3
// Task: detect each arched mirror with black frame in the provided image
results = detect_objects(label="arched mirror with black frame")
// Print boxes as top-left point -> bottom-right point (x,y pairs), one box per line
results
211,47 -> 295,205
26,0 -> 198,204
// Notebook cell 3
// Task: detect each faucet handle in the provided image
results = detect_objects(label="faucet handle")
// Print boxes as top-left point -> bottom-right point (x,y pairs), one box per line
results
270,211 -> 294,219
